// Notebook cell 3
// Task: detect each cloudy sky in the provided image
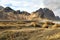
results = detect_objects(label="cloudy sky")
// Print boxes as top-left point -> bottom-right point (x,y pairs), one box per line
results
0,0 -> 60,17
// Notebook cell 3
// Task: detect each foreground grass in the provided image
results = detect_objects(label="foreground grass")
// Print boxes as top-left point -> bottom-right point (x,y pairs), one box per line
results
0,21 -> 60,40
0,28 -> 60,40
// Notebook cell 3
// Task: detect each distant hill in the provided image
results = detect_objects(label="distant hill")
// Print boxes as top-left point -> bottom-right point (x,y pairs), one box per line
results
0,6 -> 60,21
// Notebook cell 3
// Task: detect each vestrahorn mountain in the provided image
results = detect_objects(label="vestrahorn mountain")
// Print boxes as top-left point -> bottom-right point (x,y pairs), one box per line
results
0,6 -> 60,21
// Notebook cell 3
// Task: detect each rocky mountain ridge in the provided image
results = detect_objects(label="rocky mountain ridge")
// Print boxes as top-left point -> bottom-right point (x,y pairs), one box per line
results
0,6 -> 60,21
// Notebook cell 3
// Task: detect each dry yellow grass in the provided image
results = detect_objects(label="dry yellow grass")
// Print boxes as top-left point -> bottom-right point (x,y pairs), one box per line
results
48,32 -> 60,40
51,24 -> 58,28
52,24 -> 60,28
0,21 -> 60,40
42,23 -> 48,28
0,28 -> 60,40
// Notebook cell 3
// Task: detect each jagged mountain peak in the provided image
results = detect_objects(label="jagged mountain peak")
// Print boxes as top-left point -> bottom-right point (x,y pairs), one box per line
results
32,8 -> 56,20
3,7 -> 14,12
0,6 -> 60,20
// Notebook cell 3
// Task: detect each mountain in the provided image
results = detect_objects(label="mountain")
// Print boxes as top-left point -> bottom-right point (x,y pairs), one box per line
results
0,6 -> 30,20
55,16 -> 60,20
31,8 -> 56,20
0,6 -> 60,21
3,7 -> 14,12
0,6 -> 4,10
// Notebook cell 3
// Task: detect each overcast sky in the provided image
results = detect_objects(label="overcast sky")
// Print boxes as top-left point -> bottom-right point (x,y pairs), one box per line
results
0,0 -> 60,17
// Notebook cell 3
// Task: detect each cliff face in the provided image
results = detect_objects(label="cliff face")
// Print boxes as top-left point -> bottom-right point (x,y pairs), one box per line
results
0,6 -> 60,21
